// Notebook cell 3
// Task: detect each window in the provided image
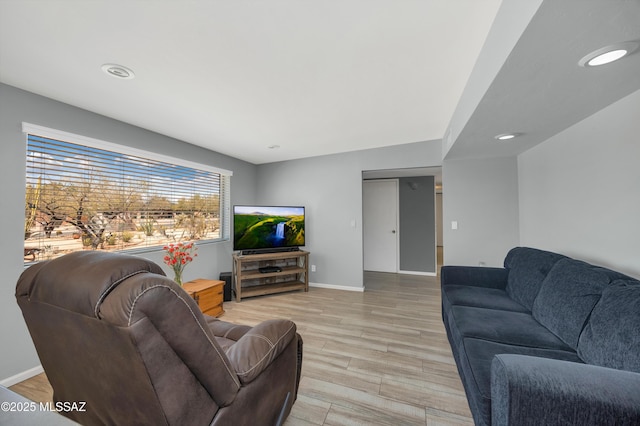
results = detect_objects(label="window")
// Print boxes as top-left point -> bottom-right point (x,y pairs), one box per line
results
23,123 -> 231,264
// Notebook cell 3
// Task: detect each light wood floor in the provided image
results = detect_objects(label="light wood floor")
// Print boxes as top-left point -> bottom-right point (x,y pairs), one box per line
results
10,269 -> 472,425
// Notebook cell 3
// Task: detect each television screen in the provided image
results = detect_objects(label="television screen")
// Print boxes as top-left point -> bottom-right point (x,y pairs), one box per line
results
233,205 -> 305,253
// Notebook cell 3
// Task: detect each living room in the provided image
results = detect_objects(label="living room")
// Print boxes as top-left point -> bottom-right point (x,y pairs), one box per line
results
2,0 -> 640,424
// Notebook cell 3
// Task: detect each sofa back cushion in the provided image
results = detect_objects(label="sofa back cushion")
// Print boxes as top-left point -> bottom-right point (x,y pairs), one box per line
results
504,247 -> 567,310
532,259 -> 611,349
578,279 -> 640,373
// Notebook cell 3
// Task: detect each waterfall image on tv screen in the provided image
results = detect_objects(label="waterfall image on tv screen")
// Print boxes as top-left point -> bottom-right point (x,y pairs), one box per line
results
233,206 -> 305,251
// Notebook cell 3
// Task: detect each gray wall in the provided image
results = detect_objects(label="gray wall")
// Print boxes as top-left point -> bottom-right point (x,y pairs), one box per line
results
0,83 -> 257,381
519,88 -> 640,279
255,140 -> 442,289
399,176 -> 435,273
442,156 -> 520,267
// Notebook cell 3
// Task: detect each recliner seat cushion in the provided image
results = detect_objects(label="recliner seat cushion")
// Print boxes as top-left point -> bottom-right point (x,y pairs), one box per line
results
578,279 -> 640,373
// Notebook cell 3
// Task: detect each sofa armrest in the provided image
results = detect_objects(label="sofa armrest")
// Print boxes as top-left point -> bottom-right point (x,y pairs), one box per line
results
491,354 -> 640,426
441,265 -> 508,289
225,319 -> 297,385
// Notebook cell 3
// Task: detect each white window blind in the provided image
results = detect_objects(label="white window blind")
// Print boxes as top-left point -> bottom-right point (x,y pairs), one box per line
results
23,124 -> 231,264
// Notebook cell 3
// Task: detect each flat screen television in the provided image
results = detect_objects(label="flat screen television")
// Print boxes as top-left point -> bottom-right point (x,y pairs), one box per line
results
233,205 -> 305,254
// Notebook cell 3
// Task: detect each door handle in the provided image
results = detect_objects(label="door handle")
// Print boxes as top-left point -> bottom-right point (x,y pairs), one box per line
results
391,230 -> 396,233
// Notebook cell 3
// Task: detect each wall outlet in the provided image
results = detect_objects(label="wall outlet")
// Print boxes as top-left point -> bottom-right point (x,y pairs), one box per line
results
311,265 -> 317,272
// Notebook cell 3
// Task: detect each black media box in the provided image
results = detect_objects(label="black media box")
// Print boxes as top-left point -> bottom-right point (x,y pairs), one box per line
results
219,272 -> 233,302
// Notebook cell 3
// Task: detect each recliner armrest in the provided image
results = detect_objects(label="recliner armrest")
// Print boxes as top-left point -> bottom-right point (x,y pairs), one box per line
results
491,354 -> 640,426
441,265 -> 508,289
225,319 -> 297,384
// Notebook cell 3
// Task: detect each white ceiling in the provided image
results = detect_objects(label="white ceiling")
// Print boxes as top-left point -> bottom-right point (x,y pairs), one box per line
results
445,0 -> 640,160
0,0 -> 502,165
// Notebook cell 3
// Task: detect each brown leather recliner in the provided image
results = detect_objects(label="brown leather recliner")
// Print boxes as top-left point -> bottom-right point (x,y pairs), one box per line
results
16,251 -> 303,426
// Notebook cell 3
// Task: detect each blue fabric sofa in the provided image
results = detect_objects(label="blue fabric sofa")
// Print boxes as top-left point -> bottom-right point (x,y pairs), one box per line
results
441,247 -> 640,426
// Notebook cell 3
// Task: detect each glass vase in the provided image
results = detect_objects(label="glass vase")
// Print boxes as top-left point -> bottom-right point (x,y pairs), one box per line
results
173,269 -> 183,286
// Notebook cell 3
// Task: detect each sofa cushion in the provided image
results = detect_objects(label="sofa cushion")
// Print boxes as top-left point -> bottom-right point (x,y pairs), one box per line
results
441,266 -> 509,290
450,306 -> 572,351
532,258 -> 611,349
442,285 -> 529,313
456,338 -> 583,426
578,279 -> 640,373
504,247 -> 567,310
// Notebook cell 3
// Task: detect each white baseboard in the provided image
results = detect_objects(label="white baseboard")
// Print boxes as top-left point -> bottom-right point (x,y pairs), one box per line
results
0,365 -> 43,387
398,270 -> 437,277
309,282 -> 364,292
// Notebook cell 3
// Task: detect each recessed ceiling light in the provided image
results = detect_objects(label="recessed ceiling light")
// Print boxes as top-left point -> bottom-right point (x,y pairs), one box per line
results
268,145 -> 280,149
101,63 -> 135,79
587,49 -> 628,66
495,133 -> 519,141
578,41 -> 638,67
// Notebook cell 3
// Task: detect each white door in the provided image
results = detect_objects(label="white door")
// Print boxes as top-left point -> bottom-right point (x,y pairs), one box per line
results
363,180 -> 398,272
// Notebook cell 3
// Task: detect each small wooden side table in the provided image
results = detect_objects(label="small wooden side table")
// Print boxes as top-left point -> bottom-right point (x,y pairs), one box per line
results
183,279 -> 225,317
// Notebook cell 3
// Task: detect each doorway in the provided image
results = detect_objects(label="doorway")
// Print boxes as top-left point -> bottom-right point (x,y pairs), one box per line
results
362,167 -> 442,282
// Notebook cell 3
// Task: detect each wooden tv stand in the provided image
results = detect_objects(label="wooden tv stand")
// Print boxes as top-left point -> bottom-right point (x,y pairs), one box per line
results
232,250 -> 309,301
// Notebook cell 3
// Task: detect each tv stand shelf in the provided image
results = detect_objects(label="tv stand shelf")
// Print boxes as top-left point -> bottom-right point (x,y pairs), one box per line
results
233,250 -> 309,301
